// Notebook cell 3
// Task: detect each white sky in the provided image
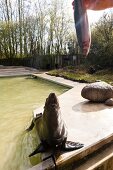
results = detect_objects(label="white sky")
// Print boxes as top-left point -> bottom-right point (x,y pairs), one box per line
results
87,9 -> 112,24
8,0 -> 113,24
88,10 -> 104,23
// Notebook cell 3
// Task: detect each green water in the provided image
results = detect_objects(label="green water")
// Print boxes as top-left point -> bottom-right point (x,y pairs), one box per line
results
0,76 -> 68,170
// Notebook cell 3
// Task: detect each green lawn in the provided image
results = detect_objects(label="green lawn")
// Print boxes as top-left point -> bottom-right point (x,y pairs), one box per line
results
48,67 -> 113,85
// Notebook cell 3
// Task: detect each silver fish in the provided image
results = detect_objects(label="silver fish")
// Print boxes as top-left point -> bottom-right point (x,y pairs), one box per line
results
74,0 -> 91,56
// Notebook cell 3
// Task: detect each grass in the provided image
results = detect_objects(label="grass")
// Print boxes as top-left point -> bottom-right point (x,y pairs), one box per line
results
48,66 -> 113,85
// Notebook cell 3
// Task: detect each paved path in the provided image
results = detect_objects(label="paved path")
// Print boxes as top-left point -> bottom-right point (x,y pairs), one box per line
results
0,66 -> 39,77
33,72 -> 82,88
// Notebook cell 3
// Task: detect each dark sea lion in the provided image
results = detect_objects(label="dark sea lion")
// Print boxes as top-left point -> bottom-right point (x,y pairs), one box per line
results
26,93 -> 84,157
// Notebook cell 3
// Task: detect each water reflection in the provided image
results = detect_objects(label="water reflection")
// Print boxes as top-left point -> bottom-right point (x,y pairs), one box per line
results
3,128 -> 41,170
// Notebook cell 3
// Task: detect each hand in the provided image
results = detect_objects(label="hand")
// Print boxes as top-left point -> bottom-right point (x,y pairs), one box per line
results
72,0 -> 113,11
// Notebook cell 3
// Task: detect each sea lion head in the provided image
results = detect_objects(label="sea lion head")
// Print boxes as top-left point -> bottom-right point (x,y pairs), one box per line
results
45,93 -> 60,109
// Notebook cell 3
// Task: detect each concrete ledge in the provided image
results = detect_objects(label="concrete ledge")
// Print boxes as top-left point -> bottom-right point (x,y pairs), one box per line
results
28,158 -> 55,170
33,73 -> 80,88
76,141 -> 113,170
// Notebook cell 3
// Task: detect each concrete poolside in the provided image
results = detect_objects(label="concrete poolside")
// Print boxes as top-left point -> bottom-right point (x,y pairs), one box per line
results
0,66 -> 39,77
31,73 -> 113,170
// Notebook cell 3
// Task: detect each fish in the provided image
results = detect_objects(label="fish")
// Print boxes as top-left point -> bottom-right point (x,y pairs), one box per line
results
26,93 -> 84,158
73,0 -> 113,56
73,0 -> 91,56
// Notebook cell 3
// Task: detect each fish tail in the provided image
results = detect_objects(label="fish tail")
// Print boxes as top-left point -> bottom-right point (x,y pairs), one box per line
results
74,0 -> 91,56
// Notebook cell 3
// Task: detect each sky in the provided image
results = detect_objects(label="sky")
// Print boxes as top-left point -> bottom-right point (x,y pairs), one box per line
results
87,9 -> 112,24
88,10 -> 105,23
4,0 -> 113,25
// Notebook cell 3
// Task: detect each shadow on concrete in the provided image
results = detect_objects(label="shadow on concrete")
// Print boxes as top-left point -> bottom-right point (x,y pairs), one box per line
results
72,101 -> 112,113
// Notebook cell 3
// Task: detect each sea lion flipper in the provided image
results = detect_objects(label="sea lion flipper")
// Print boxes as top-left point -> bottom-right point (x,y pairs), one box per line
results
35,112 -> 42,118
26,120 -> 34,132
26,113 -> 42,132
29,143 -> 45,157
62,141 -> 84,151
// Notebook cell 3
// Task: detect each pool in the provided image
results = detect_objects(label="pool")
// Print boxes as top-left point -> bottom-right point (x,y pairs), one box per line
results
0,76 -> 69,170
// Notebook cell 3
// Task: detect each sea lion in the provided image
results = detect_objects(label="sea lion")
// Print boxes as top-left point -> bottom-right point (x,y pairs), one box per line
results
26,93 -> 84,157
